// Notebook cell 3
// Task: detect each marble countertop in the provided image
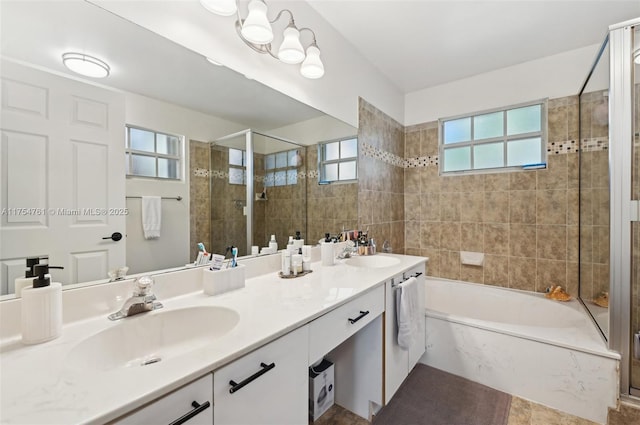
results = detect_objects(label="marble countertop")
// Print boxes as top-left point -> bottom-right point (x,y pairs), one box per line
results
0,253 -> 425,425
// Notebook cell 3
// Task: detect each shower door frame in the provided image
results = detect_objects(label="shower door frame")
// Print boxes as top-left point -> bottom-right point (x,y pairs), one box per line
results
608,17 -> 639,397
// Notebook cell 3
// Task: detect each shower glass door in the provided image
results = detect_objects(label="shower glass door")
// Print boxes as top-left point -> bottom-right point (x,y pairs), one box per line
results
631,25 -> 640,394
579,37 -> 611,340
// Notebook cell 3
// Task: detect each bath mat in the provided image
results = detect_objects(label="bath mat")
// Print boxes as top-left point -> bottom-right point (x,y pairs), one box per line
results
374,364 -> 512,425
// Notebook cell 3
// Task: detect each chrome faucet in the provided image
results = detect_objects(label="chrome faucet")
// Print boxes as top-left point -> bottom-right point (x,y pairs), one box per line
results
108,276 -> 163,321
336,240 -> 358,259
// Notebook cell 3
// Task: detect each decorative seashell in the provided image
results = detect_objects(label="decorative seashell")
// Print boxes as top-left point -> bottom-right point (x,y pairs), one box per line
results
593,291 -> 609,308
544,285 -> 572,302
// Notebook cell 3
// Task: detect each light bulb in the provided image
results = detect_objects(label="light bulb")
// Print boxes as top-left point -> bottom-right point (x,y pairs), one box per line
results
199,0 -> 237,16
62,53 -> 110,78
278,26 -> 305,64
241,0 -> 273,45
300,45 -> 324,79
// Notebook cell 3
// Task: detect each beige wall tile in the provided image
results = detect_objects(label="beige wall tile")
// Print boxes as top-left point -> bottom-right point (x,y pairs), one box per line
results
537,155 -> 567,190
440,250 -> 461,280
509,190 -> 536,224
510,224 -> 537,258
421,167 -> 441,193
405,194 -> 420,221
405,220 -> 421,249
460,192 -> 484,222
441,175 -> 462,192
420,221 -> 441,249
484,223 -> 509,255
484,254 -> 509,287
509,257 -> 536,292
484,173 -> 510,191
405,131 -> 420,158
536,190 -> 567,225
421,248 -> 440,276
510,171 -> 537,191
405,168 -> 420,193
441,222 -> 461,251
536,259 -> 566,292
460,223 -> 484,252
461,264 -> 483,283
420,193 -> 440,221
567,226 -> 579,262
440,192 -> 461,222
420,128 -> 439,156
537,225 -> 567,261
484,191 -> 510,223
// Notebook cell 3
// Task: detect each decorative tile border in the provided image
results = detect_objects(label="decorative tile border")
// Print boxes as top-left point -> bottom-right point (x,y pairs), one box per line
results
405,156 -> 439,168
547,140 -> 579,154
193,168 -> 209,177
361,142 -> 405,167
580,138 -> 609,152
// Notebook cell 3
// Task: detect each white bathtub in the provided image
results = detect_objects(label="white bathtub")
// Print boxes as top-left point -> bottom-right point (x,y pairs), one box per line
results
420,278 -> 620,424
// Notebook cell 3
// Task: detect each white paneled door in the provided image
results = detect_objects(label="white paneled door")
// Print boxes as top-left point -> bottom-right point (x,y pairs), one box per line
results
0,60 -> 126,294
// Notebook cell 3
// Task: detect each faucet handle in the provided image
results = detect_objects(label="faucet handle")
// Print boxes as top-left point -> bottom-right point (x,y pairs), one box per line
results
134,276 -> 154,296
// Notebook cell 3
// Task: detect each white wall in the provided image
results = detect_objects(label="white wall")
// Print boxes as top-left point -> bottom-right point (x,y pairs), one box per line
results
91,0 -> 404,127
124,92 -> 245,274
405,44 -> 602,125
267,115 -> 357,146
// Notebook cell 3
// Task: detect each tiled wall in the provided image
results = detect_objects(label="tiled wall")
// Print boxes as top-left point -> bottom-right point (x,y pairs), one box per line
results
258,149 -> 307,249
357,98 -> 405,253
403,96 -> 589,297
578,90 -> 610,302
189,140 -> 211,262
306,146 -> 358,243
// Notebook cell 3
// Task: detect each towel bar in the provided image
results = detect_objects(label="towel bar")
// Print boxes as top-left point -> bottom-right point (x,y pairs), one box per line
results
391,272 -> 423,288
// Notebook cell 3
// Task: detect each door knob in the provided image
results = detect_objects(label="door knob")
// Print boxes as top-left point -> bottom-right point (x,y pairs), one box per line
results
103,232 -> 123,242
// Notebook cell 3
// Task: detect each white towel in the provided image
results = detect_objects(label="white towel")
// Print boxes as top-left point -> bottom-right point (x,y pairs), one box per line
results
396,277 -> 419,350
141,196 -> 161,239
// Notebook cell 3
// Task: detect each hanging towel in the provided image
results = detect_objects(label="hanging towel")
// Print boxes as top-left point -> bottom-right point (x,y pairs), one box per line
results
396,277 -> 419,350
141,196 -> 161,239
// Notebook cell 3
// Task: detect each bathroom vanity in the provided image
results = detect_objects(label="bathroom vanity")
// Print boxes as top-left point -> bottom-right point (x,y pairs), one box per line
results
0,253 -> 426,424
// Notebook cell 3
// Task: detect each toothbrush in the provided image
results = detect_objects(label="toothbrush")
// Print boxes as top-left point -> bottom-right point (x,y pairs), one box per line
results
231,246 -> 238,268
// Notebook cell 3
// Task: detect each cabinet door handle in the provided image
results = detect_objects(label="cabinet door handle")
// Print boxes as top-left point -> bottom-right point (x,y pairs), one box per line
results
229,362 -> 276,394
348,310 -> 370,324
168,400 -> 211,425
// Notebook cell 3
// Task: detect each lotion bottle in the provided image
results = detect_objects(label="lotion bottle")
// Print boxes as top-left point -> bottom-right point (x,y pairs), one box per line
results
269,234 -> 278,253
21,264 -> 63,345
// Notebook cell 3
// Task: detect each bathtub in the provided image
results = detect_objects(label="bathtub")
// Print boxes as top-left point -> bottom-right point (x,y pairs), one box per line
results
419,278 -> 620,424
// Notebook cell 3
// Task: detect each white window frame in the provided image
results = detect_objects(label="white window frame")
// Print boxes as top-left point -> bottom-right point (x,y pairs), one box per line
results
228,148 -> 247,185
125,125 -> 183,180
438,99 -> 548,175
318,136 -> 358,184
264,149 -> 298,187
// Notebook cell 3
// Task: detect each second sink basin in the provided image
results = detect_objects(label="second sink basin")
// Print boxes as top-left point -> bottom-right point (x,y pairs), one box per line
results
65,306 -> 239,373
344,255 -> 401,268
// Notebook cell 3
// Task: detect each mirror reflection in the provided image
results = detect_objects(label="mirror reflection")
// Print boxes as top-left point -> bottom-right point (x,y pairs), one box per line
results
0,0 -> 356,297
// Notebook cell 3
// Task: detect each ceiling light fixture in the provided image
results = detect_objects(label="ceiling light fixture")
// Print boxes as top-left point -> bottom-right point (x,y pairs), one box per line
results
199,0 -> 324,79
62,52 -> 110,78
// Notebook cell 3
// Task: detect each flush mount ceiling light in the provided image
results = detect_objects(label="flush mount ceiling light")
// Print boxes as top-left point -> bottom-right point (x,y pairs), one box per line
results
62,52 -> 110,78
199,0 -> 324,79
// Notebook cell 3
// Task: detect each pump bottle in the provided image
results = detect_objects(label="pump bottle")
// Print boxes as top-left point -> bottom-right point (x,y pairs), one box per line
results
21,264 -> 64,344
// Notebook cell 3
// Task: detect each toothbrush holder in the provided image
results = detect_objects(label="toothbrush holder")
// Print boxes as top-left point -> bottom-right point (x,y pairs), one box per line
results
202,264 -> 245,296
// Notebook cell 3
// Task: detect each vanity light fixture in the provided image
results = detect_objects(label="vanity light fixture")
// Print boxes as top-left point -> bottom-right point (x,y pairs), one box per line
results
62,52 -> 110,78
199,0 -> 324,79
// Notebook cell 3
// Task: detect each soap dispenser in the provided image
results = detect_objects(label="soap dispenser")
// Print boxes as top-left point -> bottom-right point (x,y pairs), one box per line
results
269,234 -> 278,253
14,256 -> 45,298
293,230 -> 304,250
21,264 -> 64,345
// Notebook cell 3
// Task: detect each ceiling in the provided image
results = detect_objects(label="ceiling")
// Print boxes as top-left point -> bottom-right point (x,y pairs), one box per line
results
307,0 -> 640,93
0,0 -> 325,131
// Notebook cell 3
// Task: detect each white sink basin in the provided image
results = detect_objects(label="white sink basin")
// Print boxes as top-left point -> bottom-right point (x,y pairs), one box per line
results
344,255 -> 401,268
65,306 -> 239,372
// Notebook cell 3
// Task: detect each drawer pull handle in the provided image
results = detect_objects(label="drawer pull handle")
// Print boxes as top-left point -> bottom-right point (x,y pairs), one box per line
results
229,362 -> 276,394
168,400 -> 211,425
348,310 -> 370,324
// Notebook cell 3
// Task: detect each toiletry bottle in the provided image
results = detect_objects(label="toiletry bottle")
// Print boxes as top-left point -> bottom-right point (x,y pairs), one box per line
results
293,231 -> 304,250
281,250 -> 291,276
302,245 -> 312,272
21,264 -> 63,344
269,234 -> 278,253
321,237 -> 335,267
287,236 -> 296,254
14,256 -> 44,298
292,253 -> 303,274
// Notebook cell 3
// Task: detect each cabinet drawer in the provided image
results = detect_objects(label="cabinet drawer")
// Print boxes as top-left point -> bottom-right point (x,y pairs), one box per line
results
309,285 -> 384,363
113,374 -> 213,425
213,326 -> 308,425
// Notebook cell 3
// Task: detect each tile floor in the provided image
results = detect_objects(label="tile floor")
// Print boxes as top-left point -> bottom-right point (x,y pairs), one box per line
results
315,397 -> 640,425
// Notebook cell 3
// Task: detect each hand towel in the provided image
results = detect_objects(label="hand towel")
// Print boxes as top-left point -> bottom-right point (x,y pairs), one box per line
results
141,196 -> 161,239
396,277 -> 419,350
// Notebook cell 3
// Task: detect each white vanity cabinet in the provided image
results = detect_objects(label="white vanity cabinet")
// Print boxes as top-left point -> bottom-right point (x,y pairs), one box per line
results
213,326 -> 309,425
112,374 -> 213,425
384,265 -> 426,404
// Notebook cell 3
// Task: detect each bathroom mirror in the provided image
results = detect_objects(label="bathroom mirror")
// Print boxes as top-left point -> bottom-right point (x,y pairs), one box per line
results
0,0 -> 356,297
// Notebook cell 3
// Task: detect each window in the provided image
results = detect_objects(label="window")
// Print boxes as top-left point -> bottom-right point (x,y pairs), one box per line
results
125,126 -> 182,179
264,149 -> 299,187
318,137 -> 358,183
228,148 -> 247,185
439,101 -> 546,174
